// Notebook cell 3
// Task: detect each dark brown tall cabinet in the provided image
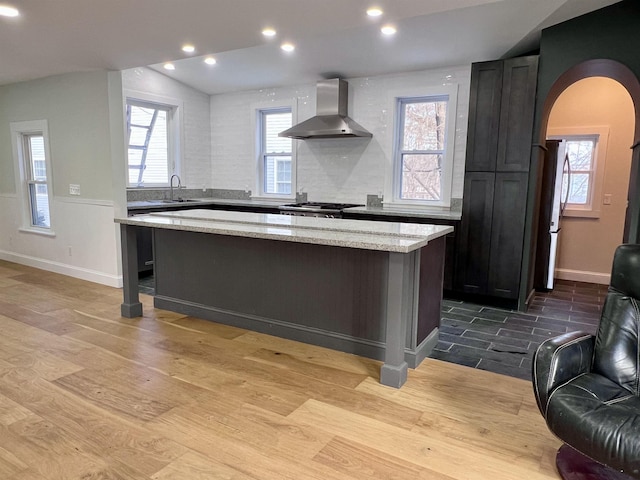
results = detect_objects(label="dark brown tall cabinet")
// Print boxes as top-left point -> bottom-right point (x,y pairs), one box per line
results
456,56 -> 538,307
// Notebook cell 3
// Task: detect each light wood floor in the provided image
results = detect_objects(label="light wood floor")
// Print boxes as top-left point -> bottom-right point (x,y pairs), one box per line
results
0,260 -> 562,479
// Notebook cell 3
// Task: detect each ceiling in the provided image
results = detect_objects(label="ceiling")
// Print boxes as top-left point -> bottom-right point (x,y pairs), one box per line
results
0,0 -> 621,94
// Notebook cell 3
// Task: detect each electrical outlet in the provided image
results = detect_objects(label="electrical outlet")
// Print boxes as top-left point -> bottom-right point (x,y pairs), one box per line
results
69,184 -> 81,195
67,246 -> 72,256
603,193 -> 612,205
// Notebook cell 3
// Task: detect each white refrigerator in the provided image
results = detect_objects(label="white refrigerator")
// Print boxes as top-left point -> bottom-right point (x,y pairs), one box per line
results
546,140 -> 570,289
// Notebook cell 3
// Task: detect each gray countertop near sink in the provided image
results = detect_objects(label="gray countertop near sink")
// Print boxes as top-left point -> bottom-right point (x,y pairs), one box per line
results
127,198 -> 462,221
344,205 -> 462,221
127,198 -> 288,211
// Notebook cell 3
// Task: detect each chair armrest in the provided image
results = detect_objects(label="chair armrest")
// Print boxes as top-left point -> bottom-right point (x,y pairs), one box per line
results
532,331 -> 595,417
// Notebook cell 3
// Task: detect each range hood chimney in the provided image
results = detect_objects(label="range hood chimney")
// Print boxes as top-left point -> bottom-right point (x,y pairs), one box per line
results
279,78 -> 372,139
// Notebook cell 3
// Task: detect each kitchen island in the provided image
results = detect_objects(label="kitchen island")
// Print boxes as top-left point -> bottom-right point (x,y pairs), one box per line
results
115,209 -> 452,388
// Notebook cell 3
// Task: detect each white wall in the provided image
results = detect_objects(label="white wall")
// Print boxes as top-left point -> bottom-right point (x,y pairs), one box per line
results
210,66 -> 471,207
121,67 -> 212,189
0,71 -> 125,287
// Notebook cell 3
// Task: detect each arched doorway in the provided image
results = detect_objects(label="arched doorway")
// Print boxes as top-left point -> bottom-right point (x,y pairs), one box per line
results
538,59 -> 640,243
544,77 -> 633,285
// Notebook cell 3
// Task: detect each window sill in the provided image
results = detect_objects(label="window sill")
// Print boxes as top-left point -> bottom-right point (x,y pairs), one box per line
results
19,227 -> 56,237
563,209 -> 600,219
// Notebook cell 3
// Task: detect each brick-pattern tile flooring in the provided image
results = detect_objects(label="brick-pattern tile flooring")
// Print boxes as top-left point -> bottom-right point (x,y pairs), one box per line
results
430,280 -> 608,381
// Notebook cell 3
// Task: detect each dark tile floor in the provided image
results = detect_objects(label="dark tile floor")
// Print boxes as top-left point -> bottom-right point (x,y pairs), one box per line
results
430,279 -> 608,381
138,275 -> 607,382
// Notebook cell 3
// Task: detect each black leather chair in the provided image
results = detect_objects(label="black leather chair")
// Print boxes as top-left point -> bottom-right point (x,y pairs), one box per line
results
533,244 -> 640,480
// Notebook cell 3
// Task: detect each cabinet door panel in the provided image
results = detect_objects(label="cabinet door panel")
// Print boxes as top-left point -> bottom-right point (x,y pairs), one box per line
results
465,61 -> 503,172
496,56 -> 538,172
487,173 -> 528,298
456,172 -> 495,293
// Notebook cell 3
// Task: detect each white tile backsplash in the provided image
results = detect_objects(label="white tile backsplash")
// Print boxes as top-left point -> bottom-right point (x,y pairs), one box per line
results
210,66 -> 471,205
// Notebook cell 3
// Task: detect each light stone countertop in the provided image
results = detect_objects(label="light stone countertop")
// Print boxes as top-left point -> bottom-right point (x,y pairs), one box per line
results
116,209 -> 453,253
344,205 -> 462,220
127,198 -> 286,210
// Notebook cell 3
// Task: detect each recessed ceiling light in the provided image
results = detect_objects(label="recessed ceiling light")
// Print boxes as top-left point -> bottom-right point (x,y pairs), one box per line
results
204,57 -> 217,65
280,43 -> 295,52
182,44 -> 195,53
381,25 -> 396,36
163,63 -> 176,71
0,5 -> 19,17
366,7 -> 383,17
262,28 -> 277,37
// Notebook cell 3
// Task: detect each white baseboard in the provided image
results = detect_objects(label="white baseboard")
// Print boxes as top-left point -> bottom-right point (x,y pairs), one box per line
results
555,268 -> 610,285
0,250 -> 123,288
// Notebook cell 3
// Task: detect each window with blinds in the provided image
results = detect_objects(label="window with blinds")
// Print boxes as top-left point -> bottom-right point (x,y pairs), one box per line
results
23,133 -> 51,228
10,119 -> 54,233
259,108 -> 293,196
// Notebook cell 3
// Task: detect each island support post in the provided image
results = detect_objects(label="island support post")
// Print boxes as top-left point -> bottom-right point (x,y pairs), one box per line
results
120,224 -> 143,318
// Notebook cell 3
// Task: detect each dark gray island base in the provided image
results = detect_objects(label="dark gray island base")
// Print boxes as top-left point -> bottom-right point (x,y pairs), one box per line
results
116,210 -> 452,388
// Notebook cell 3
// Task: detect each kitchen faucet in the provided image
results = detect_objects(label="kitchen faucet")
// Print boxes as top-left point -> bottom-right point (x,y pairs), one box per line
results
170,174 -> 182,201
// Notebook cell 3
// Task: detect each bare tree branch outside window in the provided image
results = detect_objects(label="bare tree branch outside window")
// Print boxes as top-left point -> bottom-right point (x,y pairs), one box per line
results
398,98 -> 448,200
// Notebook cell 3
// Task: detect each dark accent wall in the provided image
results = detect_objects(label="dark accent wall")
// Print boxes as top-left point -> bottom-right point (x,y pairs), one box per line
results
521,0 -> 640,308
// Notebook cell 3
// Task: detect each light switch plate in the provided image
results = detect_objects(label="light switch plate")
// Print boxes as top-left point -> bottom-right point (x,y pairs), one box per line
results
69,184 -> 81,195
603,193 -> 612,205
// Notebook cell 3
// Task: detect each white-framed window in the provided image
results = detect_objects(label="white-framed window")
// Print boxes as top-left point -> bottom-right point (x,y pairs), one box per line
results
389,85 -> 457,208
256,107 -> 295,197
125,93 -> 181,188
548,126 -> 609,218
10,120 -> 54,235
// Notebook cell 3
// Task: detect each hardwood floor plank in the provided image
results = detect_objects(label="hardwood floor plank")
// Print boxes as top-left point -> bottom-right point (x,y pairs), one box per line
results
0,277 -> 22,288
64,324 -> 311,417
5,350 -> 84,381
53,370 -> 177,423
0,367 -> 187,477
0,392 -> 35,426
0,443 -> 29,478
288,399 -> 559,480
0,261 -> 564,480
0,300 -> 83,335
8,469 -> 50,480
7,415 -> 136,480
151,451 -> 253,480
234,331 -> 381,377
244,348 -> 369,389
356,366 -> 524,418
147,405 -> 353,480
150,402 -> 334,463
314,436 -> 456,480
155,336 -> 424,429
167,316 -> 248,339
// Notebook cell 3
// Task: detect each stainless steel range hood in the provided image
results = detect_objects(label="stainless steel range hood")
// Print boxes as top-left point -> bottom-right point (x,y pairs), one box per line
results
279,78 -> 372,139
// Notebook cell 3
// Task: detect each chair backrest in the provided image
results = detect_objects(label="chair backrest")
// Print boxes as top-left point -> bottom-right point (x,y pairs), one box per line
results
592,244 -> 640,395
